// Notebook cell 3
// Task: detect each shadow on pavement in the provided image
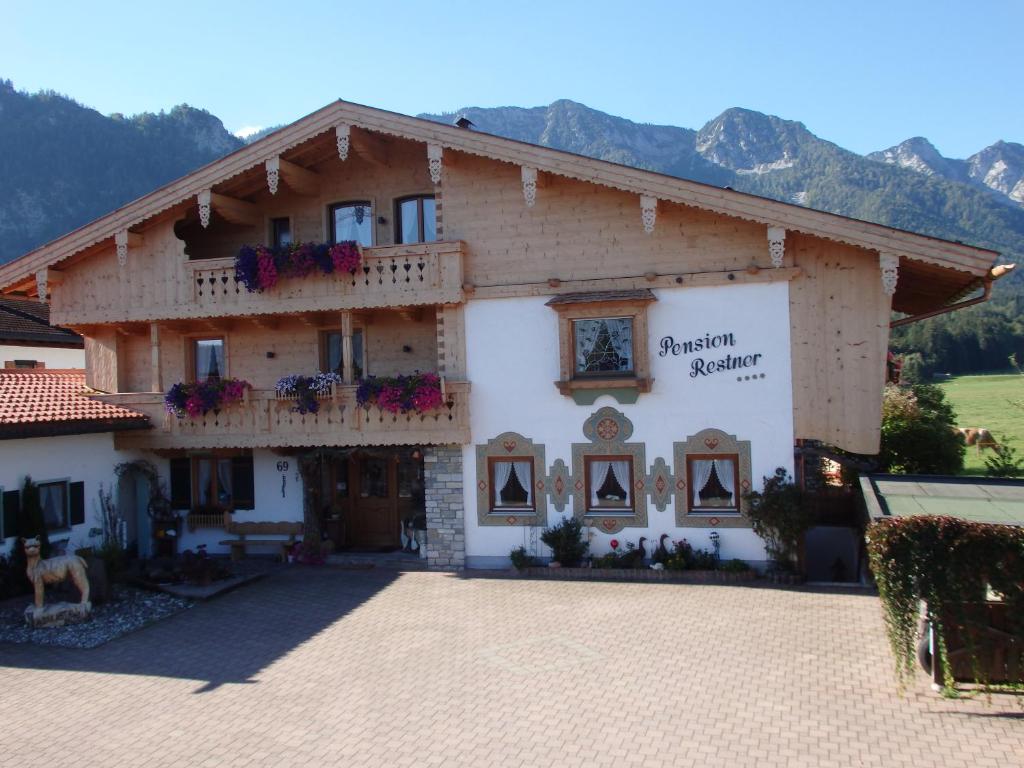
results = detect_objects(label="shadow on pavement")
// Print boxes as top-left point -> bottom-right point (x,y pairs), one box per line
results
0,566 -> 400,693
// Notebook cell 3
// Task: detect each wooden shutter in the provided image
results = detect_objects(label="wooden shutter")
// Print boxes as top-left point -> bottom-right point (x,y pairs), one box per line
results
2,490 -> 19,539
231,456 -> 255,510
69,481 -> 85,526
170,458 -> 192,509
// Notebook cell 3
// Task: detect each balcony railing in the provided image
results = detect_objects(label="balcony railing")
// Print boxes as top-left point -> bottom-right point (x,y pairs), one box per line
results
50,241 -> 465,326
98,381 -> 471,450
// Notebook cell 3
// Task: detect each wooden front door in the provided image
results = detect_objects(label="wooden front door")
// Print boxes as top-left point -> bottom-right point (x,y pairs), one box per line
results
323,450 -> 424,550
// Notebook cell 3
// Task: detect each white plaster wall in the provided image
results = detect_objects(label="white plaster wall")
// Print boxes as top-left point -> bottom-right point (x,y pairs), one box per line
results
175,448 -> 304,553
0,344 -> 85,369
0,432 -> 144,555
462,282 -> 795,567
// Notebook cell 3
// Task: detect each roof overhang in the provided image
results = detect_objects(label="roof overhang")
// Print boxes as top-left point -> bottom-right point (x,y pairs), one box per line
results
0,99 -> 1005,316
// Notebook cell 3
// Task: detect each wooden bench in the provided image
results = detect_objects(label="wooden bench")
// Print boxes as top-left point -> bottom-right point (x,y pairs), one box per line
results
219,512 -> 303,561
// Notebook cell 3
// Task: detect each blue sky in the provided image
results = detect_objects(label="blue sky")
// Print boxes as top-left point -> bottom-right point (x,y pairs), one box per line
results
4,0 -> 1019,158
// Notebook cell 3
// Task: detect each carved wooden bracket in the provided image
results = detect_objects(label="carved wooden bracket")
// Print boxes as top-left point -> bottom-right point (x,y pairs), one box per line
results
522,166 -> 538,207
767,226 -> 786,268
35,269 -> 47,301
114,230 -> 143,267
336,124 -> 350,161
265,157 -> 280,195
879,252 -> 899,295
427,143 -> 443,184
198,189 -> 212,228
640,195 -> 658,234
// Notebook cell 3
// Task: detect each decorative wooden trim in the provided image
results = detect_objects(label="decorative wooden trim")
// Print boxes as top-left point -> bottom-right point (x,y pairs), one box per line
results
767,226 -> 786,268
549,296 -> 654,403
475,432 -> 548,528
521,166 -> 538,208
673,428 -> 752,528
640,195 -> 658,233
879,252 -> 899,295
570,407 -> 648,533
335,124 -> 350,161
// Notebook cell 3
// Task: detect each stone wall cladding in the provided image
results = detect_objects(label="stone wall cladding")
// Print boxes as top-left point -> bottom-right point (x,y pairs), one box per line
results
425,445 -> 465,571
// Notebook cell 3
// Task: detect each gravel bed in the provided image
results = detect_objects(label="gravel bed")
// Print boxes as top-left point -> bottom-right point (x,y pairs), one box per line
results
0,586 -> 192,649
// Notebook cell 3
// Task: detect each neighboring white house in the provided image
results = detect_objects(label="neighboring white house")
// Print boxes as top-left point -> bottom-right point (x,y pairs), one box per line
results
0,295 -> 84,369
0,369 -> 149,557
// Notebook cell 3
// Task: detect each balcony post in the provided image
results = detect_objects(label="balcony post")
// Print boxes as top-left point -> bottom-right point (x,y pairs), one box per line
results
149,323 -> 163,392
341,310 -> 354,385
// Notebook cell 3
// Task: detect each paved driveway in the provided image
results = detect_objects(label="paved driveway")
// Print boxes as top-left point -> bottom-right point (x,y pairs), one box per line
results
1,569 -> 1020,768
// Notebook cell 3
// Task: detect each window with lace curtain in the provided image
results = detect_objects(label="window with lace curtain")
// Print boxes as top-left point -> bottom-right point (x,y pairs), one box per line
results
488,457 -> 535,511
686,454 -> 740,513
584,455 -> 634,514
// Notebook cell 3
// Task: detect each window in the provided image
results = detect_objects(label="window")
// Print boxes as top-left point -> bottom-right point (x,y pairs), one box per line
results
321,328 -> 365,381
39,481 -> 69,531
475,432 -> 549,527
687,455 -> 739,513
193,338 -> 225,382
547,291 -> 655,403
5,359 -> 43,369
488,457 -> 535,511
673,428 -> 752,528
584,456 -> 634,513
169,454 -> 255,512
329,201 -> 373,247
573,318 -> 634,376
271,217 -> 292,249
395,195 -> 437,244
360,457 -> 389,498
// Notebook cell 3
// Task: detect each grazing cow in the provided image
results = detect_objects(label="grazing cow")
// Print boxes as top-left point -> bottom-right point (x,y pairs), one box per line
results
956,427 -> 999,453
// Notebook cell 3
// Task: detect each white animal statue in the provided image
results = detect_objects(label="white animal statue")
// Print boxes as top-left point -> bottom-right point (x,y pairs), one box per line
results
23,537 -> 90,609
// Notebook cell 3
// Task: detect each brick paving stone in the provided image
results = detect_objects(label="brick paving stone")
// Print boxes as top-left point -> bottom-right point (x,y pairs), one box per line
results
1,569 -> 1022,768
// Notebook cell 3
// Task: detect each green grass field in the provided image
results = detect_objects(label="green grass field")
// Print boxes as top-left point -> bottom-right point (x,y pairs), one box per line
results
938,373 -> 1024,475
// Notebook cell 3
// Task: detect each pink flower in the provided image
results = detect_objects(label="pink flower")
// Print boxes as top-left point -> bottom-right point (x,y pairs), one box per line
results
329,242 -> 361,273
411,384 -> 443,412
377,385 -> 404,413
256,246 -> 278,290
184,394 -> 204,418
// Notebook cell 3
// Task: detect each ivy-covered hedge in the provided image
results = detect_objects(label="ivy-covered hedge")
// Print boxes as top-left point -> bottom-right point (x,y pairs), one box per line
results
866,516 -> 1024,690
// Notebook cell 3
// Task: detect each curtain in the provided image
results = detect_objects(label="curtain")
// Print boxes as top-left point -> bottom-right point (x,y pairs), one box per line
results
197,459 -> 212,505
493,461 -> 513,506
715,459 -> 736,505
589,460 -> 610,508
608,460 -> 631,505
691,459 -> 715,507
217,459 -> 233,506
512,461 -> 532,506
605,318 -> 633,366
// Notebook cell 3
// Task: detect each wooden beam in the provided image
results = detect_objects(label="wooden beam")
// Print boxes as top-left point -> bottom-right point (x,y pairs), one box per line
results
350,127 -> 390,167
150,323 -> 163,392
248,315 -> 279,331
209,192 -> 260,226
277,157 -> 320,196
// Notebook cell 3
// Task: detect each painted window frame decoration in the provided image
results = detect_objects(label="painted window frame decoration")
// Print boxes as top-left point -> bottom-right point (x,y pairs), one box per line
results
475,432 -> 548,527
570,407 -> 649,534
546,290 -> 655,405
673,428 -> 752,528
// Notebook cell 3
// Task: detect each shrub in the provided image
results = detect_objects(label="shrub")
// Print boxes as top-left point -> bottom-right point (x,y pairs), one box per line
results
984,438 -> 1024,478
878,383 -> 964,475
720,558 -> 751,573
540,517 -> 587,567
744,468 -> 813,572
866,516 -> 1024,691
664,539 -> 717,571
509,546 -> 534,571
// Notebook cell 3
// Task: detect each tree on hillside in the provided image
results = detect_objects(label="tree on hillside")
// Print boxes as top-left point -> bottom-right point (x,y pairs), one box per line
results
878,384 -> 964,475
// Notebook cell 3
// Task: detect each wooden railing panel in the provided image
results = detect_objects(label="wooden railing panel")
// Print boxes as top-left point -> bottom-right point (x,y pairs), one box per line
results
104,382 -> 471,450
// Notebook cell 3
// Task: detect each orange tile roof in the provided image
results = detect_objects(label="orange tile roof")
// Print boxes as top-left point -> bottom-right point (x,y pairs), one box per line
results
0,369 -> 150,438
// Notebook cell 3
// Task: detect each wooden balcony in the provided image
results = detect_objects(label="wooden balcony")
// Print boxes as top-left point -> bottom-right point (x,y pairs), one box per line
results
51,241 -> 465,326
99,381 -> 471,451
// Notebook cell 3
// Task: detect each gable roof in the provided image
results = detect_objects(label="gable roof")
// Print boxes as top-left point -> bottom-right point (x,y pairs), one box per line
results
0,99 -> 1004,309
0,295 -> 83,346
0,369 -> 150,439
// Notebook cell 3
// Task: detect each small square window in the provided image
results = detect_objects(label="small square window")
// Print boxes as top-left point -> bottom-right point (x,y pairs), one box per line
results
687,455 -> 739,513
39,481 -> 69,531
271,217 -> 292,249
396,195 -> 437,244
584,456 -> 634,514
489,458 -> 535,512
193,338 -> 225,382
573,317 -> 634,376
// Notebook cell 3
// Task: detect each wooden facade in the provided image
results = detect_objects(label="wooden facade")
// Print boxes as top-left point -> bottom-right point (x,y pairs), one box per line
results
0,99 -> 1008,562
